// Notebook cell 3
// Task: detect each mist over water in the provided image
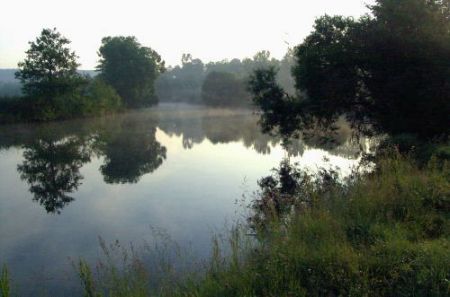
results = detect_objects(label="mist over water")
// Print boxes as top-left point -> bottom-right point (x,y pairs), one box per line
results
0,104 -> 367,296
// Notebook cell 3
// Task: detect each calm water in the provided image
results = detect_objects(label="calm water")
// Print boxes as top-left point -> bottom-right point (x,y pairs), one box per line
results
0,104 -> 367,296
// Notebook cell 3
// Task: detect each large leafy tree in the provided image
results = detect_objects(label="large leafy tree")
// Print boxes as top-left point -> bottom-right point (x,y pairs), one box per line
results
359,0 -> 450,139
250,0 -> 450,141
15,28 -> 82,98
97,36 -> 165,107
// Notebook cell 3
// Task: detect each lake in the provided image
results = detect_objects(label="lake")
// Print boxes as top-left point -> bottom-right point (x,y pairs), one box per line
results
0,104 -> 368,296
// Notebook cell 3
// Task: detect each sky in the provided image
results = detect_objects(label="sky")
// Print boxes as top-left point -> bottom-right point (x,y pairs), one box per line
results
0,0 -> 374,69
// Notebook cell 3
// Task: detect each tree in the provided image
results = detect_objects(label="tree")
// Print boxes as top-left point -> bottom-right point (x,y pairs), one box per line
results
201,71 -> 250,107
252,50 -> 277,70
250,0 -> 450,141
97,36 -> 165,107
358,0 -> 450,139
155,54 -> 205,103
15,28 -> 82,98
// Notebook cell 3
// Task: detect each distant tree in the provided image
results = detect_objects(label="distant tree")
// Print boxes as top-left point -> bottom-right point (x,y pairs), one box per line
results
179,54 -> 205,100
205,58 -> 246,78
15,28 -> 83,98
239,51 -> 279,75
155,54 -> 205,102
252,50 -> 276,69
97,36 -> 165,107
156,51 -> 292,106
202,71 -> 250,106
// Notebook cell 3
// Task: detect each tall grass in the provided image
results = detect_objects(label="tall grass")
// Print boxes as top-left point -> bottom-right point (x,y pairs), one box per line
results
76,154 -> 449,297
0,265 -> 10,297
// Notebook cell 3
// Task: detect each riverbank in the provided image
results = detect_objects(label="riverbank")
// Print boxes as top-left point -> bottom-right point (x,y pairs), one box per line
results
0,102 -> 448,296
81,154 -> 450,297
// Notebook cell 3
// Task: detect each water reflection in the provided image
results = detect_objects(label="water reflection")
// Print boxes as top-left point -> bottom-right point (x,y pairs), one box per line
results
0,105 -> 373,297
0,104 -> 370,214
0,111 -> 168,213
95,121 -> 167,184
17,137 -> 90,214
157,107 -> 369,158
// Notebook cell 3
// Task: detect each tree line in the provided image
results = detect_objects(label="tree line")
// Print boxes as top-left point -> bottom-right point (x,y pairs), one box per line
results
155,50 -> 295,107
0,28 -> 298,122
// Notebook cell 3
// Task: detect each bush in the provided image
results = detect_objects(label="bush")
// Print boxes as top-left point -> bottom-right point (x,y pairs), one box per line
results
0,78 -> 122,123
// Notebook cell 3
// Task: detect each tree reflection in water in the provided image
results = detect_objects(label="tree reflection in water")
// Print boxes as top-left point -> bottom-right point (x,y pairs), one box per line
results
2,105 -> 369,214
13,112 -> 167,213
17,137 -> 91,214
158,109 -> 368,158
97,125 -> 167,184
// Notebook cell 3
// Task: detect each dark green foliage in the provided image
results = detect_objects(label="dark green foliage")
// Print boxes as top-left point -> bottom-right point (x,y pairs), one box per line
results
201,71 -> 250,107
375,134 -> 450,165
359,0 -> 450,139
97,36 -> 165,108
251,0 -> 450,141
190,156 -> 449,297
0,77 -> 122,123
0,96 -> 28,123
249,67 -> 304,137
15,28 -> 83,99
33,77 -> 122,121
81,78 -> 123,115
1,29 -> 123,123
249,159 -> 308,230
293,16 -> 363,123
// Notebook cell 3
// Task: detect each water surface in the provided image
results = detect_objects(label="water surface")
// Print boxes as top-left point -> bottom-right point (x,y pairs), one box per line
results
0,104 -> 367,296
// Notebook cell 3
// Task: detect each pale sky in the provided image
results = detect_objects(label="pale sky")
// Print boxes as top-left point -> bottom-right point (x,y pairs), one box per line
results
0,0 -> 373,69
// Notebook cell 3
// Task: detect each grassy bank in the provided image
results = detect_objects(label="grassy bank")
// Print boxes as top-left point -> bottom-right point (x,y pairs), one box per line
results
77,155 -> 448,297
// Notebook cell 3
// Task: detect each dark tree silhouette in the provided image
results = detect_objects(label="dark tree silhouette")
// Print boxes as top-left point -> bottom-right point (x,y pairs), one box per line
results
250,0 -> 450,142
97,36 -> 165,107
17,137 -> 90,214
15,28 -> 82,98
97,122 -> 167,184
